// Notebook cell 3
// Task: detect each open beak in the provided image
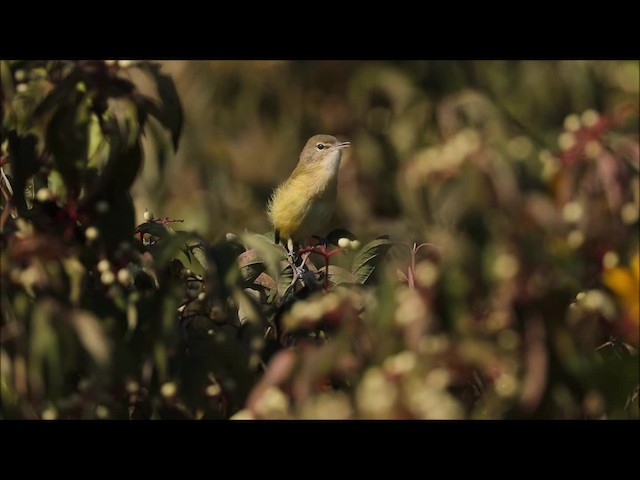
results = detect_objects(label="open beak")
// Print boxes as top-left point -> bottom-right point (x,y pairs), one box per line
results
335,141 -> 351,149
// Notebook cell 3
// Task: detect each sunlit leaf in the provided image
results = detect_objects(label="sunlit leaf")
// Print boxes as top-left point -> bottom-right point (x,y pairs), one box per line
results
69,310 -> 111,367
62,257 -> 85,306
28,299 -> 63,400
189,242 -> 209,271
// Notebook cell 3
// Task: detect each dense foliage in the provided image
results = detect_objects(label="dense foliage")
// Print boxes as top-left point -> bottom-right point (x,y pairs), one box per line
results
1,60 -> 638,419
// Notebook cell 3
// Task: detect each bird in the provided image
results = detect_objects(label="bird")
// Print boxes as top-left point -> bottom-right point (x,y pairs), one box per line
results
267,134 -> 350,251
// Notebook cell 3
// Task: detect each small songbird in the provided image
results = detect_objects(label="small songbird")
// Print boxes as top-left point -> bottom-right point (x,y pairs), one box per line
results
267,134 -> 350,249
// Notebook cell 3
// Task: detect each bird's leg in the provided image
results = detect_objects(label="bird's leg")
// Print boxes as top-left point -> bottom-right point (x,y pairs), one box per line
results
286,238 -> 309,277
282,240 -> 315,300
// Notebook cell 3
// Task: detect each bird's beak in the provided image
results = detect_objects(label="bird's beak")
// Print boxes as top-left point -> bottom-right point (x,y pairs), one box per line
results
335,141 -> 351,149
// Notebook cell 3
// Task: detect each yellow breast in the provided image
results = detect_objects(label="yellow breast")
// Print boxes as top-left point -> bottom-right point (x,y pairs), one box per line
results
267,163 -> 338,244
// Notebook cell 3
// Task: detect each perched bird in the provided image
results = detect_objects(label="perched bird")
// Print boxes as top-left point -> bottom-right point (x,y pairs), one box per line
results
267,134 -> 350,249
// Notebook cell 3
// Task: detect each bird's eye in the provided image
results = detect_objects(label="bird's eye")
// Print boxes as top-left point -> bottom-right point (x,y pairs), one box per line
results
316,143 -> 325,150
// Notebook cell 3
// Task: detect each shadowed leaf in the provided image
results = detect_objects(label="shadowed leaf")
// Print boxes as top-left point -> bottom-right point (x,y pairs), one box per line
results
7,131 -> 39,216
135,221 -> 175,239
326,228 -> 358,246
45,89 -> 90,192
238,249 -> 266,284
137,63 -> 183,151
351,238 -> 395,285
33,66 -> 85,118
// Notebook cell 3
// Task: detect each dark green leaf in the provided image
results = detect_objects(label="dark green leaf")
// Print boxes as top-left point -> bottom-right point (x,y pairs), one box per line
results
7,130 -> 40,216
93,191 -> 136,251
169,258 -> 185,277
206,240 -> 246,295
81,110 -> 142,201
134,98 -> 171,177
351,238 -> 395,285
45,89 -> 90,192
135,221 -> 175,239
150,231 -> 194,269
137,63 -> 183,151
133,94 -> 162,129
148,117 -> 171,178
97,123 -> 143,194
33,66 -> 85,118
104,76 -> 135,98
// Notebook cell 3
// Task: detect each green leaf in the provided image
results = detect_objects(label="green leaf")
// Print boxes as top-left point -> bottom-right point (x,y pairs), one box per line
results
1,60 -> 16,108
320,265 -> 360,285
29,299 -> 63,400
62,257 -> 85,306
151,231 -> 194,269
205,240 -> 246,293
189,242 -> 209,271
351,238 -> 395,285
69,310 -> 111,367
239,232 -> 287,283
277,262 -> 295,299
137,63 -> 183,151
112,98 -> 141,148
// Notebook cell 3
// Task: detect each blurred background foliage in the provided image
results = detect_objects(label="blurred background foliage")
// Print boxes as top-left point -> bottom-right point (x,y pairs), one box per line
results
1,59 -> 638,419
